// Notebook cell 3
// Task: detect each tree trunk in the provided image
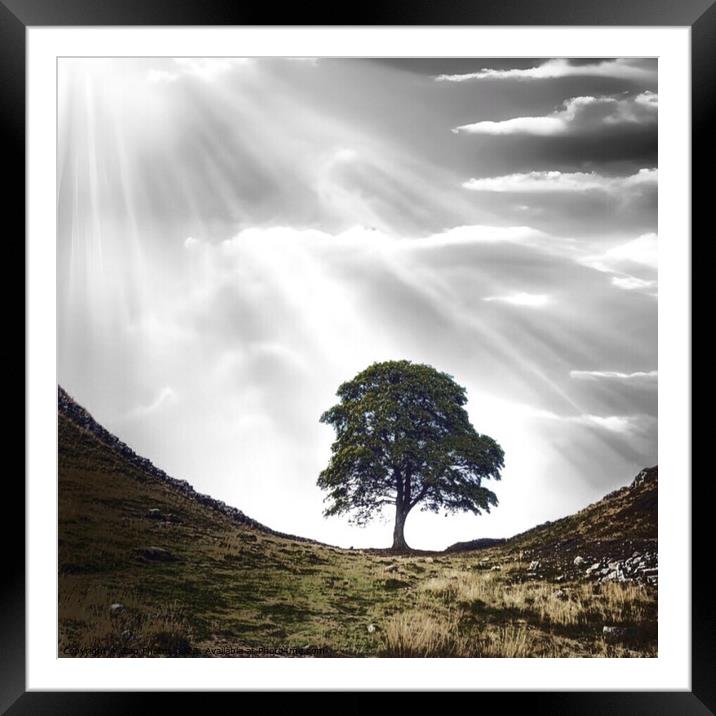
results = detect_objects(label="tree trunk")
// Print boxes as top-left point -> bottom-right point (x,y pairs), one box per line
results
392,507 -> 410,552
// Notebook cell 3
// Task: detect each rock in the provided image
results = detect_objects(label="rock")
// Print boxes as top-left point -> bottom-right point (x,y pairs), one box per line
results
367,624 -> 376,633
602,568 -> 626,582
603,625 -> 638,643
554,589 -> 569,601
146,508 -> 162,519
555,574 -> 565,582
491,565 -> 502,571
573,556 -> 585,567
137,546 -> 177,562
383,578 -> 410,590
109,603 -> 125,616
528,560 -> 540,571
424,557 -> 434,564
384,563 -> 399,573
586,563 -> 601,575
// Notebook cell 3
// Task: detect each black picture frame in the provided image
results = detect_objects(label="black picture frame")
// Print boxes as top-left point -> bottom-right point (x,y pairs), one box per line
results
7,0 -> 707,710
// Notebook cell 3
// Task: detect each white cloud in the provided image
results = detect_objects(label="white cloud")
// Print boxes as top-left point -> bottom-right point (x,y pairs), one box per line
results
583,233 -> 658,273
333,148 -> 358,162
462,168 -> 657,194
435,58 -> 656,83
611,276 -> 657,291
453,92 -> 657,136
483,293 -> 550,308
570,370 -> 657,381
529,405 -> 655,435
453,116 -> 564,137
286,57 -> 319,65
414,224 -> 547,248
129,386 -> 177,417
147,58 -> 250,84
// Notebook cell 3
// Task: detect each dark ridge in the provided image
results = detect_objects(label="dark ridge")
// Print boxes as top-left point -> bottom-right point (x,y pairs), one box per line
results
58,385 -> 332,548
444,537 -> 507,554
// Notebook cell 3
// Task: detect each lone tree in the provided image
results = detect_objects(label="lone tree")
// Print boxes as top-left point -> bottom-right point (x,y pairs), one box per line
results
317,360 -> 505,551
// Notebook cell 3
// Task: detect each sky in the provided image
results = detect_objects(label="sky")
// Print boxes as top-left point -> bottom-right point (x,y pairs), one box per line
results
57,57 -> 658,550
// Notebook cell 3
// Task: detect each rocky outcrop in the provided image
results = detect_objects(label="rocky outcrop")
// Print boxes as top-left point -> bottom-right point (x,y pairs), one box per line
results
584,550 -> 658,586
58,386 -> 329,547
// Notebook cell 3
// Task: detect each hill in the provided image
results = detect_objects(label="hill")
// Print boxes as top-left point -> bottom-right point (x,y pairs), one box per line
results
58,387 -> 657,658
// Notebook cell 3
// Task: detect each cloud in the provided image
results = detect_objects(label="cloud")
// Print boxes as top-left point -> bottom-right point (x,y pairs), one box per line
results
583,233 -> 658,273
453,92 -> 657,136
462,168 -> 656,194
147,58 -> 250,83
413,224 -> 548,248
530,405 -> 655,435
611,276 -> 657,291
435,58 -> 656,83
570,370 -> 657,381
129,386 -> 177,417
333,148 -> 358,162
286,57 -> 319,65
483,293 -> 551,308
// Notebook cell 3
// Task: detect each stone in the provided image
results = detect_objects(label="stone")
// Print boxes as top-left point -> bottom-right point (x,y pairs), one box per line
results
367,624 -> 376,633
528,560 -> 540,571
384,563 -> 398,573
146,508 -> 162,519
137,546 -> 177,562
573,556 -> 585,566
109,603 -> 125,616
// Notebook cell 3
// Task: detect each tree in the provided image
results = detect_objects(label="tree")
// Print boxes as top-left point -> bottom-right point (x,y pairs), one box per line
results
317,360 -> 505,551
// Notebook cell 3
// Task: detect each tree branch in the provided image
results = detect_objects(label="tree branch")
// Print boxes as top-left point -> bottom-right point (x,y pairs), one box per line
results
409,483 -> 431,510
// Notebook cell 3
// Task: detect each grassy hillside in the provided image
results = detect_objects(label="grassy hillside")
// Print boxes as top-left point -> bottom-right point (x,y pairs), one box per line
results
58,389 -> 657,658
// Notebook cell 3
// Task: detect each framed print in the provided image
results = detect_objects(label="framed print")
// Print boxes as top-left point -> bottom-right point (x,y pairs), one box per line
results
10,0 -> 709,710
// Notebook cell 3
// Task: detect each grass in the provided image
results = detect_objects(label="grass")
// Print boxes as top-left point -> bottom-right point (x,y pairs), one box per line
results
58,414 -> 657,658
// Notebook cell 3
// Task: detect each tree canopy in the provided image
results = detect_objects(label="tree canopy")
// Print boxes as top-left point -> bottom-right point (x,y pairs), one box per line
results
317,360 -> 505,550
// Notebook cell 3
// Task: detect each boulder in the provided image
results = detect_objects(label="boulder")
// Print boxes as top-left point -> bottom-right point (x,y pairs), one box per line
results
137,546 -> 177,562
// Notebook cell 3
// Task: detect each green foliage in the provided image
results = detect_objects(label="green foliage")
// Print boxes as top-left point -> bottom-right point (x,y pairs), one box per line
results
317,360 -> 505,529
